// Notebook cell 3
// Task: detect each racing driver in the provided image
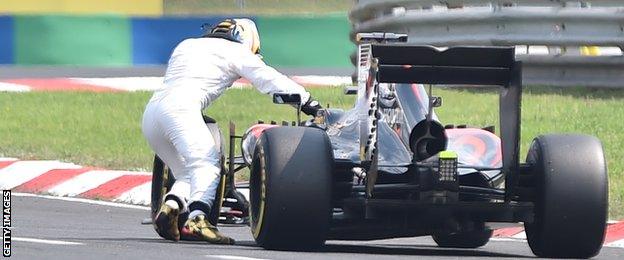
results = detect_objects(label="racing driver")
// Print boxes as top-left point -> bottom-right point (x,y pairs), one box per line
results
142,18 -> 322,244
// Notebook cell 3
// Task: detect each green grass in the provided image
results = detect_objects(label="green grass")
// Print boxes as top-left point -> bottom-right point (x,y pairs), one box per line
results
163,0 -> 354,15
0,92 -> 151,171
1,86 -> 623,218
0,88 -> 354,171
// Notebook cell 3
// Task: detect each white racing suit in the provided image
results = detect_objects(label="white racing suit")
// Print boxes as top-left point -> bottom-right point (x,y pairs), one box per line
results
142,37 -> 310,213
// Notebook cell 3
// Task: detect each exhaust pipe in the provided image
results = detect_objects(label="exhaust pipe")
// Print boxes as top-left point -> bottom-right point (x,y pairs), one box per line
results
409,119 -> 448,161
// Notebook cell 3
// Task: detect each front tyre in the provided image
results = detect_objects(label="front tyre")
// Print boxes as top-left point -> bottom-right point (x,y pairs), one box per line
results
524,134 -> 608,258
150,121 -> 225,226
250,127 -> 333,250
151,155 -> 175,221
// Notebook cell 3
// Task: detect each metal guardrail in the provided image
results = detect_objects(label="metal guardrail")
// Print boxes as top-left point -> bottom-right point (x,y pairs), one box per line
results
350,0 -> 624,87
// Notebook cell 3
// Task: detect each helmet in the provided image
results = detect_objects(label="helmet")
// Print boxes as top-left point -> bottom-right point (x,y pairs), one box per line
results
204,18 -> 261,54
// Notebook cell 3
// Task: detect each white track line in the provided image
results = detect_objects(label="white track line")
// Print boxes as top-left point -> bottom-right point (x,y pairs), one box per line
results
206,255 -> 270,260
12,193 -> 149,211
13,237 -> 83,245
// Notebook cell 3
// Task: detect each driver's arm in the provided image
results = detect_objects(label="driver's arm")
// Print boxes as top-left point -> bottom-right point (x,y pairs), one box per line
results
230,50 -> 310,103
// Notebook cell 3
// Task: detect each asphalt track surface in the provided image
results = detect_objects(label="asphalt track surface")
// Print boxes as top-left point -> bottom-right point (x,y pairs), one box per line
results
10,195 -> 624,259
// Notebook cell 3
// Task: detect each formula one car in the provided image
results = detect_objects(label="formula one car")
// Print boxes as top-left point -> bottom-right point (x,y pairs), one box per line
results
151,33 -> 608,258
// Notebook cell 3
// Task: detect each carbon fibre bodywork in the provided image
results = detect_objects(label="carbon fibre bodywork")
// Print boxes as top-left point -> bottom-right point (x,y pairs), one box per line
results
241,83 -> 502,183
235,39 -> 531,242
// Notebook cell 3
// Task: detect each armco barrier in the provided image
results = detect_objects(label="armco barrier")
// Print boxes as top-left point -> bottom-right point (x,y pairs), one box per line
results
351,0 -> 624,22
0,14 -> 353,69
350,0 -> 624,87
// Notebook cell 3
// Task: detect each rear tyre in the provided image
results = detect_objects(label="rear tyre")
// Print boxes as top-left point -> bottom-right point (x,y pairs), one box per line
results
432,228 -> 492,248
524,134 -> 608,258
250,127 -> 333,250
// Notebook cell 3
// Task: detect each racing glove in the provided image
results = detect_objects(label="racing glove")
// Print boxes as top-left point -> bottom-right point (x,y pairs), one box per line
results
301,98 -> 323,116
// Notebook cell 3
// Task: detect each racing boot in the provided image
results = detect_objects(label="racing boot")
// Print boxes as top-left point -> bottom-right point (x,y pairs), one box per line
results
180,214 -> 235,244
154,202 -> 180,241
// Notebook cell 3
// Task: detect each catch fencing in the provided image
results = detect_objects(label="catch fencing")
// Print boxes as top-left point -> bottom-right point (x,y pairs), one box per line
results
350,0 -> 624,87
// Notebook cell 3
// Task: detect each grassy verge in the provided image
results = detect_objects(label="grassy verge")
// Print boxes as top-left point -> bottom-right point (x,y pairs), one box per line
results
163,0 -> 353,15
0,86 -> 622,218
0,88 -> 355,171
0,92 -> 152,171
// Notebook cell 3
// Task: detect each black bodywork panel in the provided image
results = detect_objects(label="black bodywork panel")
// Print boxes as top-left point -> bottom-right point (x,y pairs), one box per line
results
368,44 -> 523,201
235,42 -> 529,240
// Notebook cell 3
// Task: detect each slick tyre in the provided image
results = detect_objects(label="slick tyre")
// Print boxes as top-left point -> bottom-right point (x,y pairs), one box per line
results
250,127 -> 333,250
432,228 -> 492,248
524,134 -> 608,258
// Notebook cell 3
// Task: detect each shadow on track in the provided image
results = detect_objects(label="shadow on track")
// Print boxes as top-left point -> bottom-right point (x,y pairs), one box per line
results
228,240 -> 530,258
321,243 -> 530,258
60,237 -> 257,250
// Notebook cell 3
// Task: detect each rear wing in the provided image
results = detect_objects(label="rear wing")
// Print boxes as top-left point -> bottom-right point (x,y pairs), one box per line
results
372,45 -> 516,86
359,39 -> 522,201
